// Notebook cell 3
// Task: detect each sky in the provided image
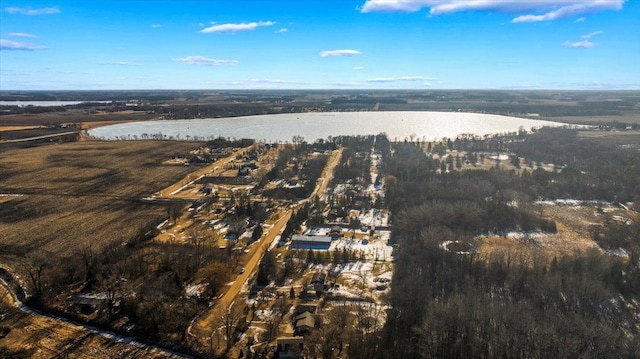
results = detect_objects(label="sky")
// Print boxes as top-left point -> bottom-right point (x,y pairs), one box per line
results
0,0 -> 638,90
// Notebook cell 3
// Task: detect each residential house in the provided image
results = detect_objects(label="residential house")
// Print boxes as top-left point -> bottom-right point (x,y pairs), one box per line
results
276,336 -> 304,359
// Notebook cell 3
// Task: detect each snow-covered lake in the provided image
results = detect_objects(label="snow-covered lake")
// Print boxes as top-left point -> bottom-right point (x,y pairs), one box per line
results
88,111 -> 567,143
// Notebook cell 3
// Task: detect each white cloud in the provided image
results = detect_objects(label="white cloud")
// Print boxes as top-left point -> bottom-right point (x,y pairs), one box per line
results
96,61 -> 128,65
3,6 -> 60,15
360,1 -> 626,23
0,39 -> 46,50
563,40 -> 594,48
8,32 -> 38,38
201,21 -> 275,33
250,78 -> 299,84
366,76 -> 434,82
512,3 -> 624,23
320,49 -> 361,57
174,56 -> 238,66
581,30 -> 603,39
151,24 -> 162,28
353,66 -> 365,70
359,0 -> 426,12
334,82 -> 364,86
563,30 -> 602,48
575,17 -> 585,22
276,28 -> 288,33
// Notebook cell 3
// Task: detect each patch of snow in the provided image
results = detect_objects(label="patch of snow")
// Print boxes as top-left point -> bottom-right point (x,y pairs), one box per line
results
329,236 -> 393,262
185,283 -> 206,297
488,154 -> 510,161
607,248 -> 629,258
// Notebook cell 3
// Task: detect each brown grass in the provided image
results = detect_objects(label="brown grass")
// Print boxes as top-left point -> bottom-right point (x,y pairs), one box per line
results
0,109 -> 155,127
577,130 -> 640,147
0,286 -> 174,358
0,126 -> 41,132
0,140 -> 199,256
476,203 -> 633,265
552,114 -> 640,125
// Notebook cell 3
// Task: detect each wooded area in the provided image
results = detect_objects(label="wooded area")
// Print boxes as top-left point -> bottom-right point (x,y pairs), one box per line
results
374,129 -> 640,358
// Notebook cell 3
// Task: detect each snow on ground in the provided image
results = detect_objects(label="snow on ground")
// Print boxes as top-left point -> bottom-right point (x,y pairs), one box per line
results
439,240 -> 473,255
329,233 -> 393,261
357,209 -> 389,228
185,283 -> 206,297
612,215 -> 633,225
305,226 -> 331,236
254,309 -> 274,321
333,184 -> 349,194
367,172 -> 381,190
488,154 -> 510,161
534,199 -> 616,207
607,248 -> 630,258
240,229 -> 253,240
320,262 -> 393,304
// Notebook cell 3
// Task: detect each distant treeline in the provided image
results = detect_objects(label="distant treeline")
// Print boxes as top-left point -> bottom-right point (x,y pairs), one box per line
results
331,95 -> 407,105
4,90 -> 638,121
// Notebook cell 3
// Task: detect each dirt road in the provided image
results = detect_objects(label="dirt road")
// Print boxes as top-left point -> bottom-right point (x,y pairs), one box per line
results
189,148 -> 343,345
312,148 -> 343,199
190,209 -> 292,339
0,131 -> 78,143
156,146 -> 252,199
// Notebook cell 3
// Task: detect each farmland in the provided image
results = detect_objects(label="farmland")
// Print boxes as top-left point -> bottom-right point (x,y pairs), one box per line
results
0,140 -> 197,256
0,90 -> 639,358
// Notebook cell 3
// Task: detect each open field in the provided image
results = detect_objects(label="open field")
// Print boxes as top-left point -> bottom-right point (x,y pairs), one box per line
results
0,109 -> 156,127
577,129 -> 640,148
0,126 -> 41,132
474,200 -> 639,265
553,114 -> 640,125
0,140 -> 198,257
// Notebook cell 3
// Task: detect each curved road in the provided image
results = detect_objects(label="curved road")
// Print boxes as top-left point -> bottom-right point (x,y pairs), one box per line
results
0,267 -> 191,358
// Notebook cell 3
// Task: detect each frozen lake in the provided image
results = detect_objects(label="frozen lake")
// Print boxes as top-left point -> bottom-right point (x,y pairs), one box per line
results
88,111 -> 567,142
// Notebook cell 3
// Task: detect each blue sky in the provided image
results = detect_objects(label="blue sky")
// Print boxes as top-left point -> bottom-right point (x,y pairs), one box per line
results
0,0 -> 638,90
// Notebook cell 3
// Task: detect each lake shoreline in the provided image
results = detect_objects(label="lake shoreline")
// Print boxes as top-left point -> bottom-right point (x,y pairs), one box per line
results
88,111 -> 570,143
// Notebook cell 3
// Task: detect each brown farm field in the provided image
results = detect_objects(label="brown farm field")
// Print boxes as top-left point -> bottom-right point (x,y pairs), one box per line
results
0,140 -> 199,259
0,109 -> 156,127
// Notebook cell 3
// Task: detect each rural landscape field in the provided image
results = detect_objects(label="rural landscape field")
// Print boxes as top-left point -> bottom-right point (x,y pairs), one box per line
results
2,0 -> 639,358
1,89 -> 639,358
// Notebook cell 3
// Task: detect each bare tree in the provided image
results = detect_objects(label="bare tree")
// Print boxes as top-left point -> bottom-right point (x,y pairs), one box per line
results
217,302 -> 244,352
77,245 -> 97,287
97,273 -> 122,321
21,251 -> 51,300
